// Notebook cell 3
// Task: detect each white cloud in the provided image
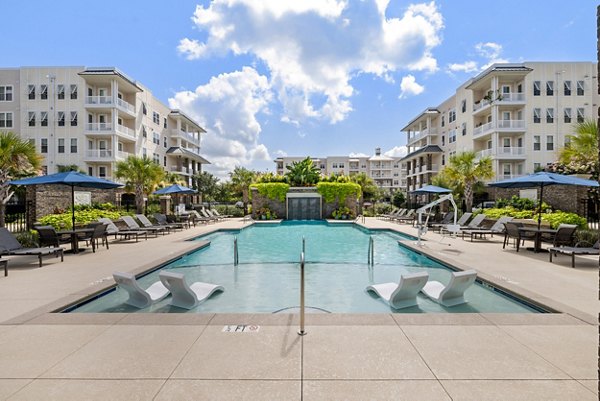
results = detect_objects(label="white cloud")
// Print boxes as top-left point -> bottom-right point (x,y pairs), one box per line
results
169,67 -> 273,179
349,152 -> 369,157
275,149 -> 288,157
446,41 -> 509,74
179,0 -> 444,124
447,61 -> 478,73
398,74 -> 424,98
383,145 -> 408,158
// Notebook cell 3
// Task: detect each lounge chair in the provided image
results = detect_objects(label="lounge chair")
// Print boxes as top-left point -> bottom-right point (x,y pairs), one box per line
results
421,270 -> 477,307
154,213 -> 185,231
427,212 -> 453,228
381,209 -> 404,220
98,218 -> 147,242
136,214 -> 171,234
392,209 -> 415,223
113,271 -> 170,308
77,223 -> 109,252
212,209 -> 232,218
34,225 -> 72,248
366,272 -> 429,309
120,215 -> 166,237
0,227 -> 63,267
549,240 -> 600,268
188,210 -> 212,226
201,209 -> 222,221
432,212 -> 472,233
541,224 -> 577,248
159,271 -> 224,309
461,216 -> 513,241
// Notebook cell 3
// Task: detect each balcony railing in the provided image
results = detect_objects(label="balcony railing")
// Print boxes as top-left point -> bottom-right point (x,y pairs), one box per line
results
170,166 -> 191,174
473,122 -> 493,137
117,151 -> 133,160
498,93 -> 525,102
497,120 -> 525,130
407,128 -> 438,144
116,98 -> 135,114
85,96 -> 113,106
116,124 -> 136,139
497,146 -> 526,156
85,149 -> 112,159
473,99 -> 491,112
85,122 -> 113,132
475,148 -> 494,159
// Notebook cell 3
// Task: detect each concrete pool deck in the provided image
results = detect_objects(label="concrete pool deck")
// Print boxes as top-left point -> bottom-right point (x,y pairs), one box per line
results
0,217 -> 597,400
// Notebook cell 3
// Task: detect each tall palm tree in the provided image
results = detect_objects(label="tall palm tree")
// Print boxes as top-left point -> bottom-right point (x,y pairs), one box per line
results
442,151 -> 494,212
115,156 -> 165,214
0,132 -> 41,227
229,166 -> 256,214
559,119 -> 598,168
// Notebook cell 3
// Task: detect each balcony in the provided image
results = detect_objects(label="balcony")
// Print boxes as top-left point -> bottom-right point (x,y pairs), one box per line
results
171,129 -> 200,145
85,96 -> 113,107
115,124 -> 136,141
116,98 -> 136,116
498,93 -> 526,104
407,128 -> 438,146
475,148 -> 494,159
476,147 -> 526,160
84,149 -> 113,161
85,122 -> 113,133
117,151 -> 134,160
170,166 -> 192,175
473,122 -> 493,138
473,99 -> 491,113
497,120 -> 526,132
408,164 -> 439,176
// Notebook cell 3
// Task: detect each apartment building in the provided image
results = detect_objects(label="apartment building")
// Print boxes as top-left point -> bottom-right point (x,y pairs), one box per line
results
0,66 -> 209,186
274,148 -> 407,193
401,62 -> 598,192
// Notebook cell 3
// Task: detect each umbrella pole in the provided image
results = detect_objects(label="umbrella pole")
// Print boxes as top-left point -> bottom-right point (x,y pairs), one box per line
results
537,183 -> 544,230
71,186 -> 76,229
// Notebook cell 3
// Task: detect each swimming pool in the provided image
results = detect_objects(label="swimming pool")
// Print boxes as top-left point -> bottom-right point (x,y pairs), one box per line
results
69,221 -> 541,314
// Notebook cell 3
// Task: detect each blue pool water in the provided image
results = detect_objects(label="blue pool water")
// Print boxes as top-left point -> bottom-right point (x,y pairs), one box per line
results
70,221 -> 540,314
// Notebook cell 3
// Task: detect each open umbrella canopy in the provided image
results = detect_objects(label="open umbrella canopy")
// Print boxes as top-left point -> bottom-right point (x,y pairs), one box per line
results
489,171 -> 598,229
9,171 -> 123,229
153,183 -> 197,195
410,185 -> 452,195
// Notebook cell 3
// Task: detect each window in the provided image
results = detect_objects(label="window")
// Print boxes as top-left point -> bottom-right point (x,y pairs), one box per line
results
152,112 -> 160,124
28,85 -> 35,100
503,138 -> 511,148
442,154 -> 445,166
88,167 -> 93,176
448,129 -> 456,143
533,81 -> 541,96
576,80 -> 584,96
163,118 -> 167,129
163,136 -> 167,148
153,131 -> 160,145
40,85 -> 48,100
57,111 -> 65,126
28,112 -> 36,127
461,122 -> 466,136
461,99 -> 466,113
448,109 -> 456,123
332,163 -> 338,168
503,164 -> 511,176
564,108 -> 572,123
546,108 -> 554,123
70,111 -> 77,126
142,102 -> 147,115
40,111 -> 48,126
564,80 -> 571,96
0,85 -> 13,101
533,135 -> 541,151
546,81 -> 554,96
534,162 -> 541,171
142,125 -> 147,138
41,138 -> 48,153
142,148 -> 147,157
57,138 -> 65,153
502,85 -> 510,94
577,108 -> 585,123
0,112 -> 13,128
28,138 -> 35,148
153,153 -> 160,164
441,135 -> 445,146
70,84 -> 77,100
339,163 -> 345,168
98,166 -> 106,178
441,115 -> 445,127
546,135 -> 554,151
70,138 -> 77,153
57,85 -> 65,100
533,108 -> 541,123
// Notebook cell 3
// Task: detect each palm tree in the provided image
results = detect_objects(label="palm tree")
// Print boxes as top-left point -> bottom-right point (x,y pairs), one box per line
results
229,166 -> 256,214
0,132 -> 41,227
350,172 -> 375,210
559,119 -> 598,169
161,171 -> 186,186
115,156 -> 165,214
285,157 -> 321,186
194,171 -> 219,206
57,164 -> 84,173
442,151 -> 494,212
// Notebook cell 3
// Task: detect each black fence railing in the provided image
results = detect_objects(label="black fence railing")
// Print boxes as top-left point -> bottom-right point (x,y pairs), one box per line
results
5,212 -> 27,233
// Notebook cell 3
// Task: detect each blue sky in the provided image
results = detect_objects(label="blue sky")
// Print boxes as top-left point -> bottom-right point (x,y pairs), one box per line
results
3,0 -> 597,178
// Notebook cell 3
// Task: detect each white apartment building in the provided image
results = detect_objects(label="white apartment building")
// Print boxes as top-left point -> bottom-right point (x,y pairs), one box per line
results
401,62 -> 598,192
0,66 -> 209,186
274,148 -> 407,193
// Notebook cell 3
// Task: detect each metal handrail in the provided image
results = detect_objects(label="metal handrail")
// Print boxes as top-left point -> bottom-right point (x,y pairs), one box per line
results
302,236 -> 305,254
233,236 -> 239,266
368,236 -> 374,266
298,250 -> 306,336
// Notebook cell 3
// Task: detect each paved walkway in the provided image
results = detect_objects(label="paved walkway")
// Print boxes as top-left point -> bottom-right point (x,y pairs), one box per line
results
0,217 -> 596,400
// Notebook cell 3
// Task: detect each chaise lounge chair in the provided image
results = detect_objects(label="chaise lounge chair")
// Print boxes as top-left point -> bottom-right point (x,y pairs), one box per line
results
154,213 -> 185,231
159,271 -> 224,309
135,214 -> 171,234
366,272 -> 429,309
120,215 -> 166,237
461,216 -> 513,241
113,271 -> 170,308
421,270 -> 477,307
432,212 -> 472,233
0,227 -> 64,267
98,218 -> 148,242
549,240 -> 600,268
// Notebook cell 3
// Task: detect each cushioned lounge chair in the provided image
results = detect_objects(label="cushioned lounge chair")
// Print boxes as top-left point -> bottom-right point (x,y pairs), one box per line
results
461,216 -> 513,241
201,209 -> 221,222
421,270 -> 477,307
121,215 -> 166,237
366,272 -> 429,309
432,212 -> 472,233
549,240 -> 599,268
98,218 -> 147,242
113,271 -> 170,308
136,214 -> 171,234
154,213 -> 185,231
391,209 -> 415,223
0,227 -> 63,267
159,271 -> 224,309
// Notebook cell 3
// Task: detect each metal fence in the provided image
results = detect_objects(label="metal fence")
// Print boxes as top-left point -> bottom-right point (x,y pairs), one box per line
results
5,201 -> 29,233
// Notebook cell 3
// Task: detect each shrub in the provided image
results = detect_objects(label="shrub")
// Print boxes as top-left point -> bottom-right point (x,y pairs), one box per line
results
15,230 -> 39,247
574,229 -> 599,246
38,209 -> 123,229
332,206 -> 353,219
215,205 -> 244,217
374,203 -> 392,216
250,183 -> 289,202
316,182 -> 361,203
541,211 -> 588,229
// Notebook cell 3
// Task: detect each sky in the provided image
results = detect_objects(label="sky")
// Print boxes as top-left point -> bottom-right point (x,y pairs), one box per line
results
2,0 -> 597,179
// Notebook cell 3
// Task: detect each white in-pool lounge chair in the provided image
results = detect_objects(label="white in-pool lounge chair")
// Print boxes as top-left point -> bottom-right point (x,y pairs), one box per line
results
366,272 -> 429,309
113,271 -> 170,308
159,271 -> 224,309
421,270 -> 477,307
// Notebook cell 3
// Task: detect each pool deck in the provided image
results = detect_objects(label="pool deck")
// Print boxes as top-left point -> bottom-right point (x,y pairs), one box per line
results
0,217 -> 597,400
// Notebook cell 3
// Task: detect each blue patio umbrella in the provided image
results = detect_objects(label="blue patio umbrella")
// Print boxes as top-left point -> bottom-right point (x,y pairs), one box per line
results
9,171 -> 123,229
410,185 -> 452,195
489,171 -> 599,229
153,184 -> 197,195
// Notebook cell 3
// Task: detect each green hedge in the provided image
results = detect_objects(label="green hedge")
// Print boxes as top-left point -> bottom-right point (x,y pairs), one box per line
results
316,182 -> 361,203
38,209 -> 123,229
482,207 -> 587,229
250,183 -> 290,202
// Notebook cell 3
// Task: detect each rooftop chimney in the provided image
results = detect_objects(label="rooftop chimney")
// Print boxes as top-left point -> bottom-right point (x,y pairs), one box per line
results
375,147 -> 381,156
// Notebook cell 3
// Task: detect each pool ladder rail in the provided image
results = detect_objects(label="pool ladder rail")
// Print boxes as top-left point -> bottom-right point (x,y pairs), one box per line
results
367,235 -> 374,266
233,236 -> 239,266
